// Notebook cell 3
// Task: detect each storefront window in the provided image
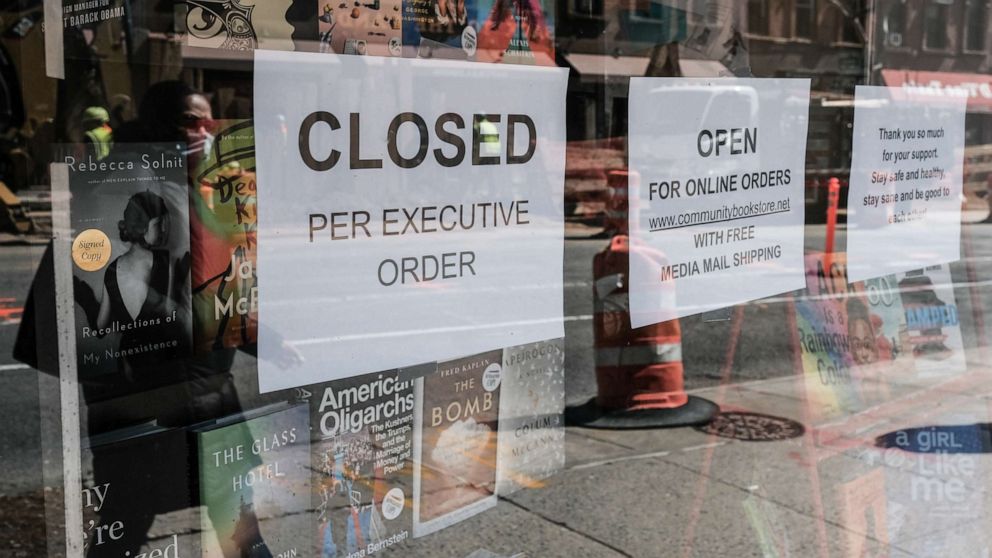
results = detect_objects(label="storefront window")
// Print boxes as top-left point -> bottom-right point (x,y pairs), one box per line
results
4,1 -> 992,557
794,0 -> 816,40
924,0 -> 951,50
964,0 -> 988,52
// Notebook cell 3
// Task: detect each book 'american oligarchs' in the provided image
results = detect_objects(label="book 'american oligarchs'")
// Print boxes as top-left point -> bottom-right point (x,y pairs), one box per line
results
190,120 -> 258,353
68,143 -> 192,397
496,339 -> 565,495
414,350 -> 502,537
81,424 -> 192,557
308,370 -> 417,557
196,404 -> 311,558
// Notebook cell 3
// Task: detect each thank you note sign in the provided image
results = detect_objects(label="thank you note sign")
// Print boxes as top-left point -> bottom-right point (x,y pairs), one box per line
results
846,86 -> 967,282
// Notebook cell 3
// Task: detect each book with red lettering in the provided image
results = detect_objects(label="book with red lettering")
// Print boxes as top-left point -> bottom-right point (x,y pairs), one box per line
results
413,350 -> 502,537
190,120 -> 258,353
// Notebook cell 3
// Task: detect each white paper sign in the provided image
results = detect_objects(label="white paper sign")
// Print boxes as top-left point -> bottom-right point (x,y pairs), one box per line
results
846,86 -> 967,282
628,78 -> 810,326
254,51 -> 567,392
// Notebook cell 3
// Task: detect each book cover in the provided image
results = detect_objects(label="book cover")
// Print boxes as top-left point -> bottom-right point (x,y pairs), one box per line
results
413,350 -> 502,537
190,120 -> 258,353
68,143 -> 193,394
182,0 -> 297,51
849,273 -> 915,402
319,0 -> 404,57
402,0 -> 479,60
308,370 -> 416,557
196,404 -> 311,558
897,265 -> 967,377
794,253 -> 863,422
61,0 -> 131,62
81,425 -> 193,557
880,414 -> 988,556
496,338 -> 564,495
476,0 -> 554,65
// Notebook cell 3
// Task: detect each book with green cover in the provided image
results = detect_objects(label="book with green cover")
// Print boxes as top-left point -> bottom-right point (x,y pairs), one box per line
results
196,403 -> 311,558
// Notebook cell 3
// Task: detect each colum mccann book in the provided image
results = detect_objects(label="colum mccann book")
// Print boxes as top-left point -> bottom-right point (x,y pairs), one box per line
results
196,404 -> 311,558
190,120 -> 258,353
308,370 -> 416,557
414,350 -> 502,537
68,143 -> 192,395
496,338 -> 565,495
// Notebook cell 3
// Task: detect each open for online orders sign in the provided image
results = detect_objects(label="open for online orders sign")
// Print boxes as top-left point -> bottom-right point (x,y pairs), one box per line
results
254,52 -> 567,392
628,78 -> 811,327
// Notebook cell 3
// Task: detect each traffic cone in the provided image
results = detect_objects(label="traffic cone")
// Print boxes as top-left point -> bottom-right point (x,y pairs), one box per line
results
603,169 -> 629,236
566,235 -> 719,428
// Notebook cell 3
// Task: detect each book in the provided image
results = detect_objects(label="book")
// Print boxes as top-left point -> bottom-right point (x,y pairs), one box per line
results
308,370 -> 417,557
794,253 -> 863,422
795,253 -> 917,422
413,350 -> 502,537
81,425 -> 193,557
496,338 -> 565,495
476,0 -> 554,65
196,404 -> 311,558
319,0 -> 404,57
190,120 -> 258,353
181,0 -> 297,51
402,0 -> 479,60
897,265 -> 967,378
68,142 -> 193,397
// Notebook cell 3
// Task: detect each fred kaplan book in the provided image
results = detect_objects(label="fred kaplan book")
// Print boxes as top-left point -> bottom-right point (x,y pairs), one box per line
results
413,350 -> 502,537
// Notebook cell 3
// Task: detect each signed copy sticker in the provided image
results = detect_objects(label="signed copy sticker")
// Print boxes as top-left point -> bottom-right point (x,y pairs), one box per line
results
254,51 -> 567,391
846,86 -> 967,282
628,78 -> 810,326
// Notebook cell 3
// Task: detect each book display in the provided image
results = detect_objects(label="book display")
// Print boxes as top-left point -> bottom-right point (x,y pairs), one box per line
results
15,0 -> 992,556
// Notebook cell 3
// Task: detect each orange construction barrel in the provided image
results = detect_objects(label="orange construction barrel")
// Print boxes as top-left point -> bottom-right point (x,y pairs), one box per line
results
566,235 -> 719,428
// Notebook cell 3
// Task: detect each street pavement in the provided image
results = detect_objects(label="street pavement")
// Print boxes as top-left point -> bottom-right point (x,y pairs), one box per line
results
2,222 -> 992,556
